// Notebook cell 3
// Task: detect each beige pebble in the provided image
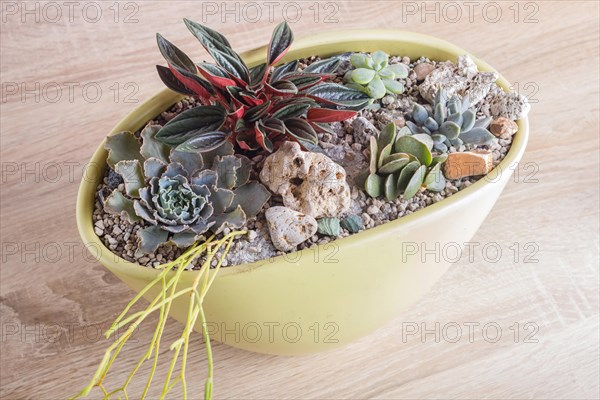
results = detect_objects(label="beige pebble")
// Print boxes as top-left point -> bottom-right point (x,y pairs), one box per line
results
367,205 -> 380,215
247,230 -> 258,241
490,117 -> 518,139
413,63 -> 435,81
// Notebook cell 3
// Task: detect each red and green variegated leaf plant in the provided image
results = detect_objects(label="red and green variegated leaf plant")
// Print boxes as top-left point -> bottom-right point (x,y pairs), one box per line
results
155,20 -> 372,153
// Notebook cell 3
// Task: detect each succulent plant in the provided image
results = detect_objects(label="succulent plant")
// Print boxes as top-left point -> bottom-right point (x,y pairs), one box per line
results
343,51 -> 408,99
155,20 -> 371,154
405,89 -> 495,153
340,214 -> 363,233
103,125 -> 271,253
357,122 -> 448,201
317,217 -> 341,237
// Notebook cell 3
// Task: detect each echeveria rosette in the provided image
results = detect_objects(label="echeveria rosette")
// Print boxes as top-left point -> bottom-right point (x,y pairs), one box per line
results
154,20 -> 371,154
103,125 -> 271,254
344,51 -> 408,99
405,89 -> 495,153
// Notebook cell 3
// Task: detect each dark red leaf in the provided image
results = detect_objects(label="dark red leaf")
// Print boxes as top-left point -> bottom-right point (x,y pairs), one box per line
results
244,101 -> 271,123
239,92 -> 263,107
307,108 -> 356,123
254,122 -> 274,152
249,63 -> 268,87
197,63 -> 238,88
270,60 -> 299,82
156,105 -> 227,145
207,47 -> 250,83
309,121 -> 336,134
229,105 -> 245,120
284,74 -> 327,91
265,80 -> 298,96
284,118 -> 318,145
227,86 -> 260,108
183,19 -> 247,66
267,22 -> 293,66
156,65 -> 196,96
156,33 -> 196,72
303,57 -> 341,74
176,131 -> 229,153
270,97 -> 317,112
236,130 -> 260,151
261,118 -> 286,135
270,102 -> 310,120
307,83 -> 372,110
168,65 -> 213,99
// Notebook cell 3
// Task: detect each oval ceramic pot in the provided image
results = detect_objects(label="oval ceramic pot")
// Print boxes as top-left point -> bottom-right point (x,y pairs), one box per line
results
77,30 -> 528,355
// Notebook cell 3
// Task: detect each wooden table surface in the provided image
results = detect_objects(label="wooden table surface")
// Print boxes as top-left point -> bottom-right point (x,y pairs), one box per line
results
1,1 -> 599,399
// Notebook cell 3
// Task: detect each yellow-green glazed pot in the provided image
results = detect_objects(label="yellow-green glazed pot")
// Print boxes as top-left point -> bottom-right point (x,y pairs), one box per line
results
77,30 -> 528,355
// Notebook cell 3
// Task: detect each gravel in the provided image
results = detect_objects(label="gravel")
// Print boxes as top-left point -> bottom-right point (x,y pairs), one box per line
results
93,54 -> 514,269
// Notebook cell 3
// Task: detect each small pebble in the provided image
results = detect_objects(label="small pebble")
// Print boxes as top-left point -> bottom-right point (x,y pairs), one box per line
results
367,205 -> 379,215
381,95 -> 395,106
413,63 -> 435,81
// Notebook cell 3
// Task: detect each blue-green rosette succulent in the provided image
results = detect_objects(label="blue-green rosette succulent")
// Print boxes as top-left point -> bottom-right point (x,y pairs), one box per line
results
103,125 -> 270,253
406,89 -> 495,153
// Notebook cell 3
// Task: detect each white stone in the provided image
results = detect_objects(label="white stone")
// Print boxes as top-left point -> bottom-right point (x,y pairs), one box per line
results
457,54 -> 479,79
419,55 -> 531,120
418,55 -> 499,107
466,71 -> 499,105
105,235 -> 117,245
265,206 -> 318,252
247,230 -> 258,242
419,62 -> 468,103
490,92 -> 531,120
352,117 -> 378,146
413,62 -> 435,81
259,142 -> 351,219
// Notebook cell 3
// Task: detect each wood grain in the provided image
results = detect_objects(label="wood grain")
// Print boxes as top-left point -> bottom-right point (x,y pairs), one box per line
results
1,1 -> 599,399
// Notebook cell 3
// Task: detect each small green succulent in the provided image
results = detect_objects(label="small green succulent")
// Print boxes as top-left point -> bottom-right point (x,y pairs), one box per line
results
406,89 -> 495,153
103,125 -> 270,253
344,51 -> 408,99
340,215 -> 363,233
357,122 -> 447,201
317,217 -> 341,237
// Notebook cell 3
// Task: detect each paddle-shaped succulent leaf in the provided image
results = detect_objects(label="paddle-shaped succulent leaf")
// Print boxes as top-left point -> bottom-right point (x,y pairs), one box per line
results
340,214 -> 363,233
317,217 -> 341,236
405,89 -> 495,152
155,20 -> 370,153
103,125 -> 271,253
344,51 -> 408,99
357,123 -> 447,200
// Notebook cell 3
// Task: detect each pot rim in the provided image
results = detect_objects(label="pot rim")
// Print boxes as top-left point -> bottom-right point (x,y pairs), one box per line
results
76,29 -> 529,279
